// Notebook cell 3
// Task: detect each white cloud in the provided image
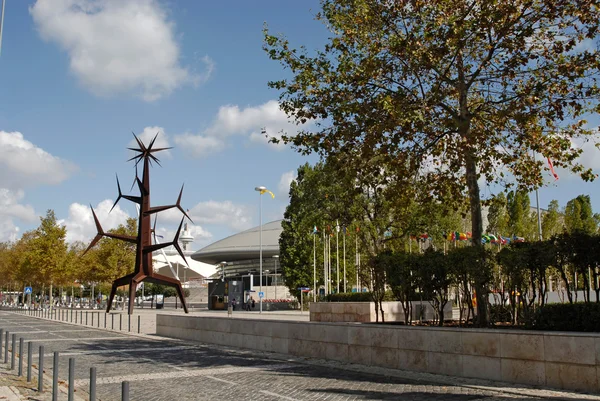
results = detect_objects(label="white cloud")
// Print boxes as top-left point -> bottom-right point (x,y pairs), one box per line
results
174,100 -> 310,157
278,170 -> 296,198
173,134 -> 225,157
187,200 -> 252,231
129,126 -> 172,158
30,0 -> 210,101
0,131 -> 77,189
59,199 -> 130,243
0,189 -> 37,242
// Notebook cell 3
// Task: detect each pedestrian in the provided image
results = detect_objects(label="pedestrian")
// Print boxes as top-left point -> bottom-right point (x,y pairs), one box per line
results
232,298 -> 236,311
251,297 -> 255,310
245,294 -> 251,311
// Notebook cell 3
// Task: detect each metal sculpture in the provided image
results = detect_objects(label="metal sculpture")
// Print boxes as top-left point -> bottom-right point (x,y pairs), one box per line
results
84,133 -> 191,314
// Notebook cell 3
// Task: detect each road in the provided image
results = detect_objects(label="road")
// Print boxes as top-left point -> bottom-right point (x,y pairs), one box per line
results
0,311 -> 597,400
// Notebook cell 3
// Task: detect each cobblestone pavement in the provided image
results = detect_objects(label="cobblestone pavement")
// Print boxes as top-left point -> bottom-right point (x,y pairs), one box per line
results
0,311 -> 598,400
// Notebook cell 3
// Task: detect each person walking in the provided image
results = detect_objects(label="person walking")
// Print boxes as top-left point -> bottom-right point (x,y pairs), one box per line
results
231,298 -> 237,311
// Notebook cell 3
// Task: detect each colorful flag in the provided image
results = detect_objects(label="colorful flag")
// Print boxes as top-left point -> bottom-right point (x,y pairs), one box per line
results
547,157 -> 559,180
313,226 -> 318,234
259,188 -> 275,198
343,226 -> 347,235
356,226 -> 360,233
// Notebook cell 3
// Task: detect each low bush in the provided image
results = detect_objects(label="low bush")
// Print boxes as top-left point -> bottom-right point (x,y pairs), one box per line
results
531,302 -> 600,332
325,291 -> 396,302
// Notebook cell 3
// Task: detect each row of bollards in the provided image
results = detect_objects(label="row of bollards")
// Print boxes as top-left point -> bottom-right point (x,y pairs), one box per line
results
14,306 -> 143,335
1,310 -> 135,400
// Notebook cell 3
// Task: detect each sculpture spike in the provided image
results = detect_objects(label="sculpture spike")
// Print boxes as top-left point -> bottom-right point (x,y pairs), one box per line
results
171,217 -> 189,267
110,174 -> 123,213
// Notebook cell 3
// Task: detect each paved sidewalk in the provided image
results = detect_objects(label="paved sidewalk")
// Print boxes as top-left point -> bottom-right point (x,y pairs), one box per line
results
1,311 -> 600,400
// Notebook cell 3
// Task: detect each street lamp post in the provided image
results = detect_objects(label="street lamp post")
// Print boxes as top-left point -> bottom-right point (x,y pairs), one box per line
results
273,255 -> 279,300
255,186 -> 271,313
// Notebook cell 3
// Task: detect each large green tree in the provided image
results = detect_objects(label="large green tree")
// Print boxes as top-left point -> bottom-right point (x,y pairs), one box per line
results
564,194 -> 597,234
265,0 -> 600,326
541,199 -> 563,239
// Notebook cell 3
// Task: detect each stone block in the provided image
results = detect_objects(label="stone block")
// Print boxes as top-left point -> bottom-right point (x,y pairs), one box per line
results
501,359 -> 545,386
371,346 -> 399,369
427,352 -> 463,376
397,328 -> 428,351
428,329 -> 462,354
462,355 -> 501,381
545,362 -> 597,392
331,303 -> 345,314
462,331 -> 500,357
397,349 -> 427,372
370,327 -> 399,349
544,334 -> 595,365
271,322 -> 289,339
289,322 -> 310,340
320,313 -> 332,322
324,342 -> 349,362
348,344 -> 371,365
309,312 -> 321,322
348,326 -> 371,346
272,338 -> 289,354
312,324 -> 347,344
501,333 -> 544,361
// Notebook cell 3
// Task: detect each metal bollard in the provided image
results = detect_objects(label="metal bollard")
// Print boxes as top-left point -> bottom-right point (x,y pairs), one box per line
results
112,314 -> 114,330
120,314 -> 122,331
27,342 -> 32,382
91,312 -> 94,326
128,314 -> 130,332
138,315 -> 141,334
86,311 -> 88,326
52,351 -> 59,401
68,358 -> 75,401
38,345 -> 44,392
75,310 -> 78,324
98,312 -> 100,328
5,331 -> 9,363
80,310 -> 82,324
18,337 -> 23,376
89,367 -> 96,401
11,334 -> 15,370
122,381 -> 129,401
0,329 -> 4,357
105,313 -> 107,328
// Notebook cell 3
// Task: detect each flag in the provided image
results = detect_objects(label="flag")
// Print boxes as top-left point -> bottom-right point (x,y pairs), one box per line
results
356,226 -> 360,233
259,188 -> 275,198
343,226 -> 347,235
312,225 -> 318,234
547,157 -> 559,180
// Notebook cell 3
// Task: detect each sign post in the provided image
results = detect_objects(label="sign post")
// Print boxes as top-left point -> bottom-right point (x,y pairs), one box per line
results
297,287 -> 310,314
24,287 -> 32,308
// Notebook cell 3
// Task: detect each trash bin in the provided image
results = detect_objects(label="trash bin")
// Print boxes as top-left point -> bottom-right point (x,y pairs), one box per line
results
156,303 -> 164,310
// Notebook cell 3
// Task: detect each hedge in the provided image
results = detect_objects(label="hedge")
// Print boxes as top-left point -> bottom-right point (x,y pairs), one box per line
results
325,291 -> 395,302
532,302 -> 600,332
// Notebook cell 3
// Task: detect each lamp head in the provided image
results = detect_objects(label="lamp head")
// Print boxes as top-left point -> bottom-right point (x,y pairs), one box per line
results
255,186 -> 267,192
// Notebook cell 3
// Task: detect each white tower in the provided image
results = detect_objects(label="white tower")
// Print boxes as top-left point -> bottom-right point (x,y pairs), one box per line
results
179,222 -> 194,256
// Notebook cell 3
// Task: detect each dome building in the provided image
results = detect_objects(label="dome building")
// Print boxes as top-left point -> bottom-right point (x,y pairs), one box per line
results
191,220 -> 290,308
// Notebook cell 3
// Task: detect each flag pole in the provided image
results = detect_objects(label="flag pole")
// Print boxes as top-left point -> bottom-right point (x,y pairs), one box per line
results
323,230 -> 327,296
343,226 -> 346,293
336,221 -> 340,293
533,151 -> 543,240
0,0 -> 6,58
313,230 -> 316,302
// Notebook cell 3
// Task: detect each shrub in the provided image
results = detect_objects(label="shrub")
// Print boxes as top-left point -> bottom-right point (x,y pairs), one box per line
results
531,302 -> 600,332
326,291 -> 395,302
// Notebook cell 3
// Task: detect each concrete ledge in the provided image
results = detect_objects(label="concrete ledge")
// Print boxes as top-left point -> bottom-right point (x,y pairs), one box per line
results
157,314 -> 600,393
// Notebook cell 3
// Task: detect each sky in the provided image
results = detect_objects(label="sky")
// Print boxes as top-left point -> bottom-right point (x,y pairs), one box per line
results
0,0 -> 599,249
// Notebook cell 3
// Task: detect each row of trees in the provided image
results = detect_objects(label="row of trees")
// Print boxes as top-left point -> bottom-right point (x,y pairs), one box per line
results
279,159 -> 600,320
382,230 -> 600,326
265,0 -> 600,326
0,210 -> 137,304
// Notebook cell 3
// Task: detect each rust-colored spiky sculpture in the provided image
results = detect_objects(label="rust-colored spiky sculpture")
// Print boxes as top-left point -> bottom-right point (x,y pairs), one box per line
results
84,133 -> 192,314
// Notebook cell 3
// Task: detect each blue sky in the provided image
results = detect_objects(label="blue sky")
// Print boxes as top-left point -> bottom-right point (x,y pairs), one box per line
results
0,0 -> 599,249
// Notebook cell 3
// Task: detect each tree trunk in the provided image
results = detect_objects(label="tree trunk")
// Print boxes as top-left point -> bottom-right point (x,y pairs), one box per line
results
465,149 -> 488,327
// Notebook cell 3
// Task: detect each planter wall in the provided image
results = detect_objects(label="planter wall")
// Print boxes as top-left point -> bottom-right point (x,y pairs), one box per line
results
157,314 -> 600,393
310,301 -> 452,323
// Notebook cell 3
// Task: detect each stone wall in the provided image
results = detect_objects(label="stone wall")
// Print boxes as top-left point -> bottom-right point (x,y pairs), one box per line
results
310,301 -> 452,323
157,314 -> 600,393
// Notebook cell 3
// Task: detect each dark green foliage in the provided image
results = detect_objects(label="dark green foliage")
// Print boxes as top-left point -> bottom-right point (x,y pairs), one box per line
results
532,303 -> 600,332
326,291 -> 395,302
